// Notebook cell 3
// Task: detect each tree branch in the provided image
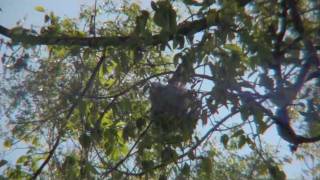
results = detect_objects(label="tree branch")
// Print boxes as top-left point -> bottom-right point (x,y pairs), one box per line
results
0,17 -> 212,48
287,0 -> 319,96
235,90 -> 320,147
259,0 -> 320,148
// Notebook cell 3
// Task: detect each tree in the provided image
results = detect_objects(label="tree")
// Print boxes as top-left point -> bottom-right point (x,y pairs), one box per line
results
0,0 -> 319,179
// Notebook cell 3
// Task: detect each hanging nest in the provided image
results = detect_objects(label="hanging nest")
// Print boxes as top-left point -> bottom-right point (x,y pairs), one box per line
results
149,83 -> 201,145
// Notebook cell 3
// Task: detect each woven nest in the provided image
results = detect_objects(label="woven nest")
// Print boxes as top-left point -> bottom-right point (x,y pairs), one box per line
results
149,83 -> 201,144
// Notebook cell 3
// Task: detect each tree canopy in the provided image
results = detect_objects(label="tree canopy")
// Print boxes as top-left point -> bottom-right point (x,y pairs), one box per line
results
0,0 -> 319,179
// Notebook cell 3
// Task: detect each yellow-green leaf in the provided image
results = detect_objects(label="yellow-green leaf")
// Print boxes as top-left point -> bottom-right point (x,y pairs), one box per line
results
16,155 -> 28,164
35,6 -> 45,12
3,138 -> 12,149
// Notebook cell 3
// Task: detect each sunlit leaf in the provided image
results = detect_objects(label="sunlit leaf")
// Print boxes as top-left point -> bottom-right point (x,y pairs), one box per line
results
34,6 -> 45,12
3,138 -> 13,149
16,155 -> 28,164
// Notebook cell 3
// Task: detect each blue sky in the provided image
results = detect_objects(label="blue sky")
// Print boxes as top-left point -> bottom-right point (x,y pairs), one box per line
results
0,0 -> 310,179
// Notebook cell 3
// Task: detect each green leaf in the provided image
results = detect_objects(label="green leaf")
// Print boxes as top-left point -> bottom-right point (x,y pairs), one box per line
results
16,155 -> 28,164
254,110 -> 267,134
78,100 -> 87,115
206,9 -> 218,26
35,6 -> 45,12
153,1 -> 177,33
79,133 -> 91,148
87,162 -> 99,174
268,165 -> 286,180
161,147 -> 177,163
134,10 -> 149,35
3,138 -> 13,149
232,129 -> 245,138
224,44 -> 241,54
240,106 -> 251,120
136,118 -> 146,131
220,134 -> 229,148
200,157 -> 213,175
201,109 -> 208,125
141,160 -> 154,171
181,163 -> 190,176
159,175 -> 167,180
238,135 -> 247,149
10,27 -> 26,37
